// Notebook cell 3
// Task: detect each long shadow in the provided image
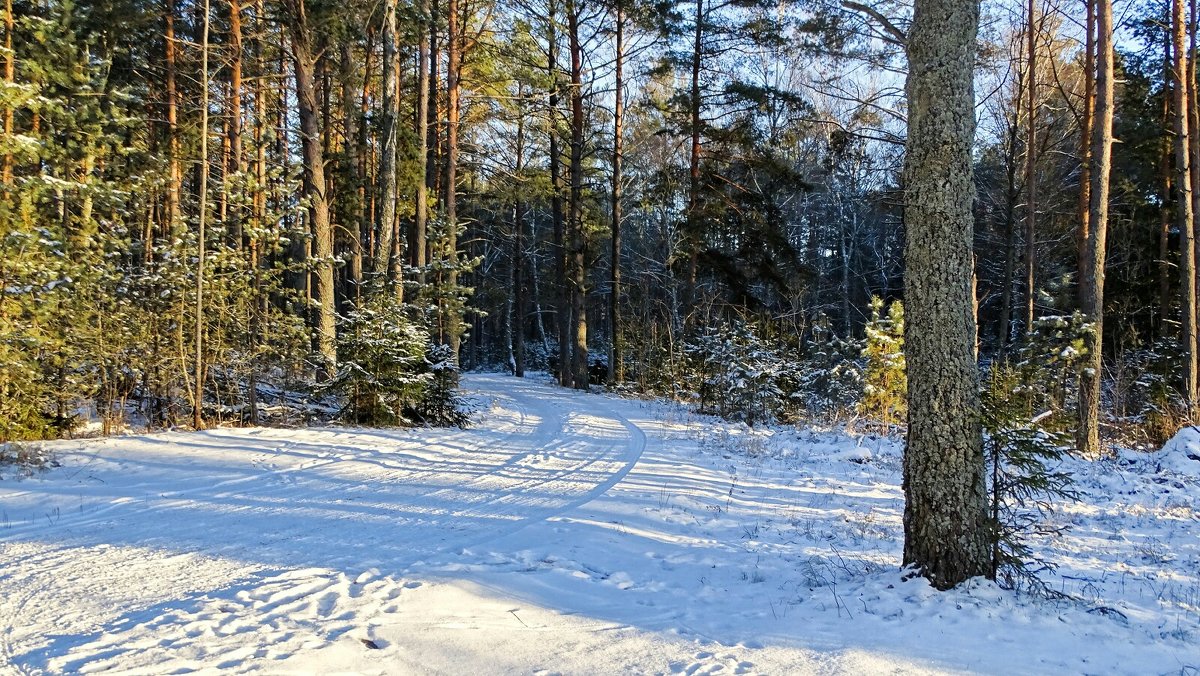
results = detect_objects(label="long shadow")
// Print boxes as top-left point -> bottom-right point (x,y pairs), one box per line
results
0,375 -> 1005,674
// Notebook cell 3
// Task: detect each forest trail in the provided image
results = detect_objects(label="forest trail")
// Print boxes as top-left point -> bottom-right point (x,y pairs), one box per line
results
1,375 -> 1197,675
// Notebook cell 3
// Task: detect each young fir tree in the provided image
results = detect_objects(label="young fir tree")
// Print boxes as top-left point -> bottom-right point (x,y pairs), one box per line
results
859,297 -> 907,426
325,296 -> 431,426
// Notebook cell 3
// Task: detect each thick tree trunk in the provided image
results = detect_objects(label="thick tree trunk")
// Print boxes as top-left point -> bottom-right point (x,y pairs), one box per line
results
548,0 -> 571,388
609,1 -> 624,385
902,0 -> 990,589
568,0 -> 587,391
1078,0 -> 1114,457
286,0 -> 338,378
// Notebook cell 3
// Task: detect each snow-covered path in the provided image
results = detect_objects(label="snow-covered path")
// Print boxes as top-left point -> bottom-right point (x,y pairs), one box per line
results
2,374 -> 1198,675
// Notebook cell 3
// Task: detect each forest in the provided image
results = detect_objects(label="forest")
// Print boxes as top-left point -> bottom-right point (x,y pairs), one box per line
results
2,0 -> 1199,586
3,0 -> 1200,669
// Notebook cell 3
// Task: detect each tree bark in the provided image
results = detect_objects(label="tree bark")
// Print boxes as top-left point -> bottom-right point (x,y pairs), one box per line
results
374,0 -> 401,296
1076,0 -> 1094,308
998,74 -> 1022,357
338,43 -> 363,304
285,0 -> 338,378
609,0 -> 624,385
548,0 -> 571,387
1159,59 -> 1174,334
901,0 -> 990,589
1191,0 -> 1200,378
513,87 -> 527,378
685,0 -> 703,316
444,0 -> 462,355
166,0 -> 181,236
3,0 -> 15,190
412,0 -> 431,279
249,0 -> 267,425
357,33 -> 374,302
568,0 -> 588,391
227,0 -> 244,248
1023,0 -> 1037,335
1173,0 -> 1199,410
1077,0 -> 1114,457
194,0 -> 211,429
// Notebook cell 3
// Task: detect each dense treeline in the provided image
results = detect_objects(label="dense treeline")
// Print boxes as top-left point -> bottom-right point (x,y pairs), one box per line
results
0,0 -> 1196,453
6,0 -> 1197,591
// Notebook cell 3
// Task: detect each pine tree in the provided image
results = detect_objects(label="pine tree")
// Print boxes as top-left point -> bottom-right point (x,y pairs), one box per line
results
902,0 -> 992,589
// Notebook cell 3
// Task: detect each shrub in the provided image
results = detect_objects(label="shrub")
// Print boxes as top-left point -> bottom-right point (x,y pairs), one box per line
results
796,313 -> 863,418
1007,313 -> 1091,431
686,321 -> 782,426
409,344 -> 470,428
0,441 -> 55,477
983,363 -> 1078,595
325,297 -> 432,426
859,297 -> 906,426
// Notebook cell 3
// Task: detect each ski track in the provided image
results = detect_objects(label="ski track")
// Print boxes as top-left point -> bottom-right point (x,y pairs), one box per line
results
0,375 -> 652,675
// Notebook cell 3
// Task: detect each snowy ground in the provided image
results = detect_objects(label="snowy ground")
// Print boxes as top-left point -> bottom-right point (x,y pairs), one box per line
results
2,373 -> 1198,675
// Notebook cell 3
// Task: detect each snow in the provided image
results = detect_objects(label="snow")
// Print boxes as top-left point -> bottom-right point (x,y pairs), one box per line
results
2,373 -> 1198,675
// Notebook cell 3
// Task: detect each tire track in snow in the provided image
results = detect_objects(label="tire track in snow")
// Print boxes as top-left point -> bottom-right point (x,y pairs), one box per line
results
0,375 -> 652,674
453,378 -> 649,549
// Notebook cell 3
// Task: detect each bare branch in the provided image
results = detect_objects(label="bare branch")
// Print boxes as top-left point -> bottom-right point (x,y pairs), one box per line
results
842,1 -> 907,47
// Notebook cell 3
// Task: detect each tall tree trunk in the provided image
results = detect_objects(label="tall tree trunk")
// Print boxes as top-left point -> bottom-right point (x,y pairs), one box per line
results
444,0 -> 461,354
1023,0 -> 1037,335
249,0 -> 267,425
166,0 -> 181,236
568,0 -> 587,391
608,0 -> 624,385
194,0 -> 211,429
513,87 -> 527,378
548,0 -> 571,388
902,0 -> 990,589
339,43 -> 363,304
998,82 -> 1022,357
227,0 -> 244,247
285,0 -> 337,378
1078,0 -> 1115,457
412,0 -> 431,279
427,0 -> 440,247
1077,0 -> 1094,308
1159,68 -> 1174,334
2,0 -> 14,190
374,0 -> 401,295
1173,0 -> 1199,410
1191,0 -> 1200,375
357,33 -> 374,302
685,0 -> 703,316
